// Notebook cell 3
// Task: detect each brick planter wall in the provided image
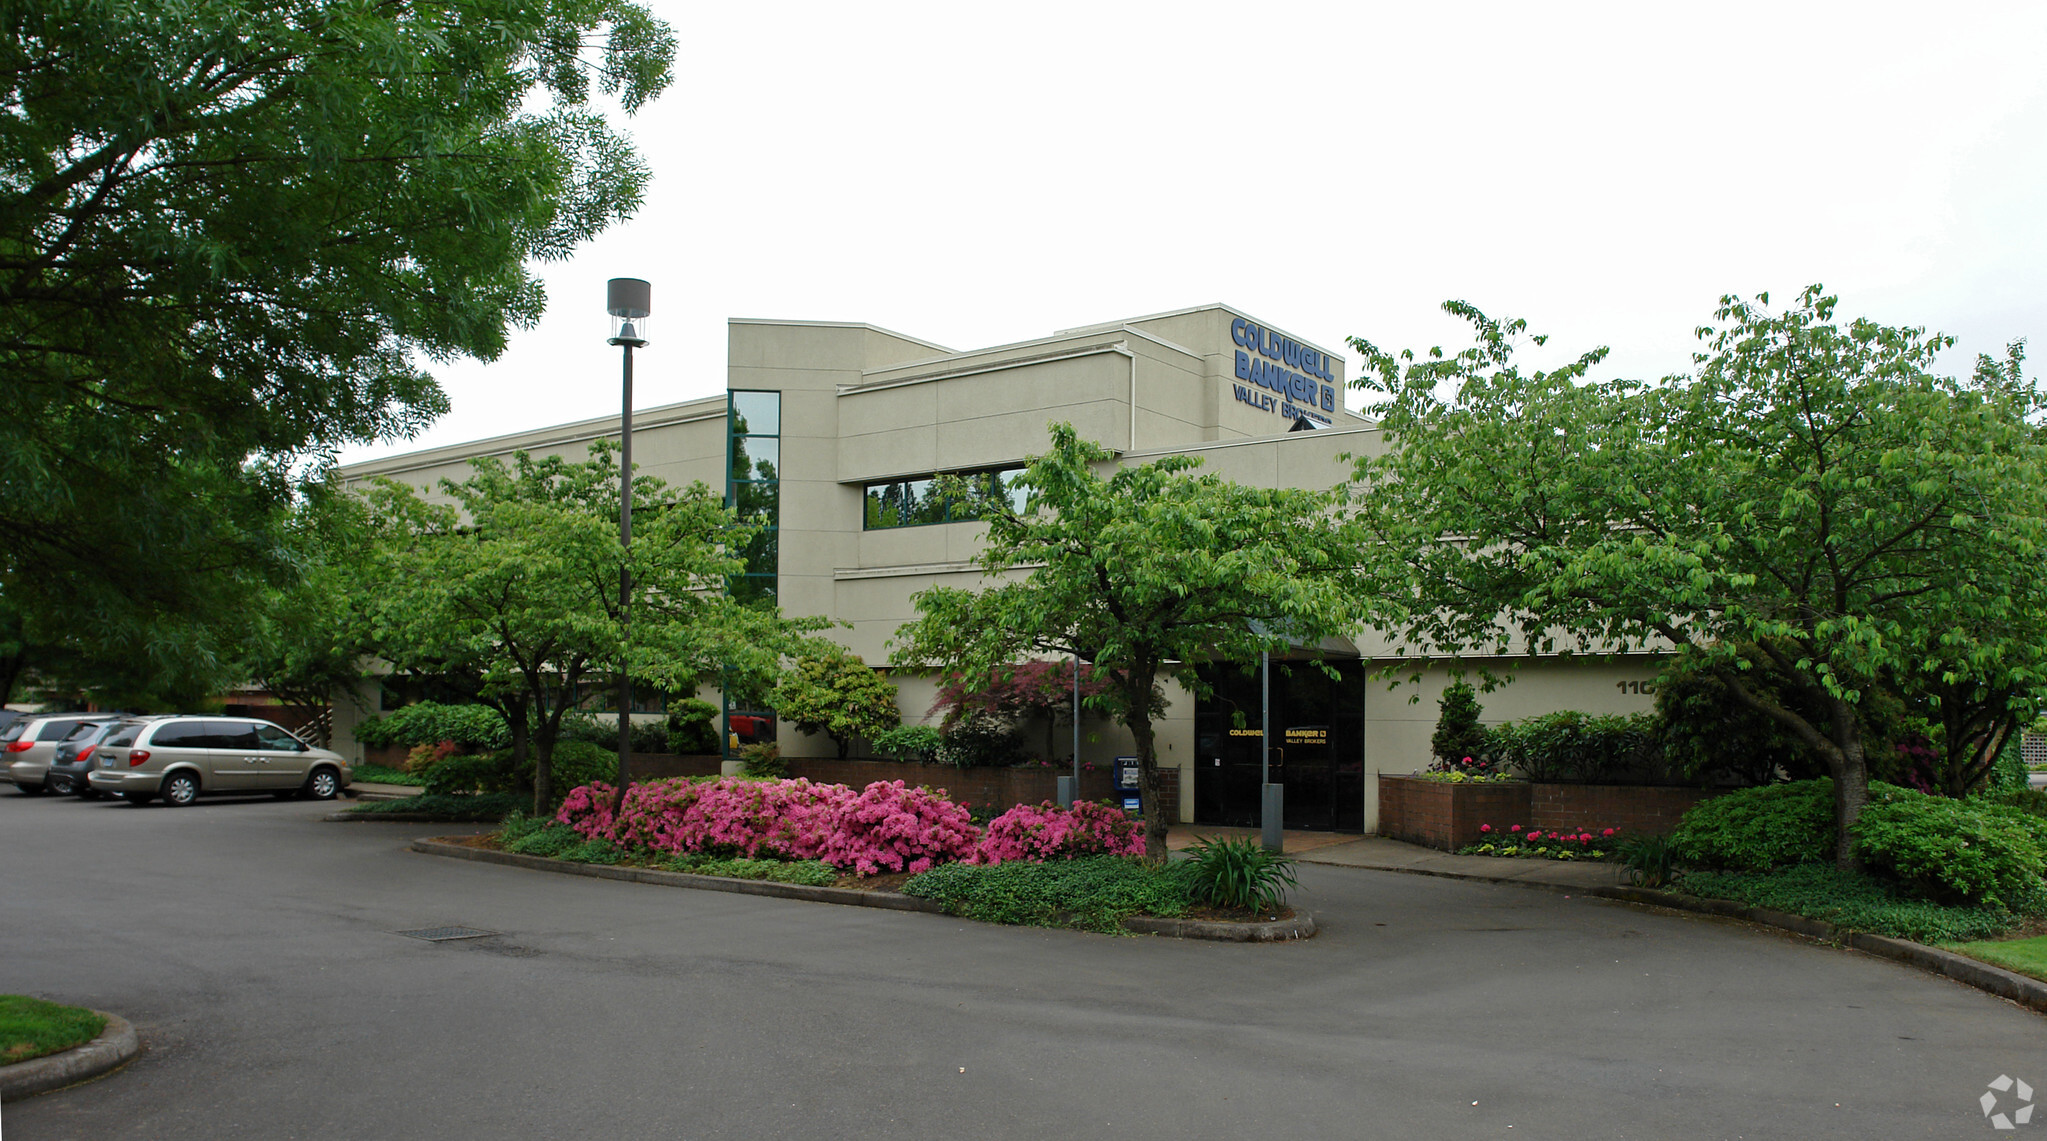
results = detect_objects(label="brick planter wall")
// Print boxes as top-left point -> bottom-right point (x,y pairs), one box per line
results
1379,775 -> 1732,851
1376,775 -> 1532,851
1531,784 -> 1727,836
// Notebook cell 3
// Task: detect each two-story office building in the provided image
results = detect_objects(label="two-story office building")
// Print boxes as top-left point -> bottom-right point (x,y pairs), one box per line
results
335,304 -> 1663,831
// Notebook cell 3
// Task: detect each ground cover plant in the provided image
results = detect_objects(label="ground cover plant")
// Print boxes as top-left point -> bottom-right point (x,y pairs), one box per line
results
0,995 -> 106,1064
903,857 -> 1198,933
350,762 -> 423,786
344,792 -> 525,822
1678,865 -> 2021,944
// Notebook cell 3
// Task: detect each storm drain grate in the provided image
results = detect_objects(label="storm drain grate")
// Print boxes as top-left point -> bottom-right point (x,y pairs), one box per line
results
394,926 -> 499,942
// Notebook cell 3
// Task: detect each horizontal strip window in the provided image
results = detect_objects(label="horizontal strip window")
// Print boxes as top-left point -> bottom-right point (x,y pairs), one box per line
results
864,466 -> 1028,530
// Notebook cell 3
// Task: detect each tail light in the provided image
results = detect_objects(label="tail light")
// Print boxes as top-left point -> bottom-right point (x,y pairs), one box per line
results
5,740 -> 31,752
128,750 -> 151,766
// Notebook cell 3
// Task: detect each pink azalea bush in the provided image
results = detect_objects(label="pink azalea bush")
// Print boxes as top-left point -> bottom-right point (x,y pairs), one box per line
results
556,776 -> 981,876
972,800 -> 1145,864
820,780 -> 981,875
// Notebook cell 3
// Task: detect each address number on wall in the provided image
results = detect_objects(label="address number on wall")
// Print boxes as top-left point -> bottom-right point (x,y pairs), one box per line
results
1615,680 -> 1658,695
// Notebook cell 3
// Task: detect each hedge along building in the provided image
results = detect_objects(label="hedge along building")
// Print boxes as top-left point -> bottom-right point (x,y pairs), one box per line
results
333,303 -> 1664,832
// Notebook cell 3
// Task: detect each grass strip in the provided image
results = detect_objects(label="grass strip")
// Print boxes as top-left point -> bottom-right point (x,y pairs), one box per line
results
0,995 -> 106,1065
1943,934 -> 2047,983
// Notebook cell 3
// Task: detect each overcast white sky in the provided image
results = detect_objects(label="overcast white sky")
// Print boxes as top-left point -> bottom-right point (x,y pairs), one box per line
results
338,0 -> 2047,465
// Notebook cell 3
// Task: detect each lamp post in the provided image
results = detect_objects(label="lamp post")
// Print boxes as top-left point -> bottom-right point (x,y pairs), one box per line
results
606,278 -> 650,803
1057,653 -> 1082,808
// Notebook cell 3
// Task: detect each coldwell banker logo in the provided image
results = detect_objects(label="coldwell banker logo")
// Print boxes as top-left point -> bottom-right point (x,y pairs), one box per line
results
1982,1074 -> 2035,1130
1230,318 -> 1336,425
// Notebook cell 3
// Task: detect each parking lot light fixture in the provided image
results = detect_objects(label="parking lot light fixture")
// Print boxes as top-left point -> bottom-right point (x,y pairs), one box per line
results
607,278 -> 650,804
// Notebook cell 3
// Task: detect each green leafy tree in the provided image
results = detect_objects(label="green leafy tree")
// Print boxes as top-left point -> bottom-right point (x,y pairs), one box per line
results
363,446 -> 823,812
1348,287 -> 2047,867
0,0 -> 674,687
772,650 -> 901,760
892,424 -> 1366,859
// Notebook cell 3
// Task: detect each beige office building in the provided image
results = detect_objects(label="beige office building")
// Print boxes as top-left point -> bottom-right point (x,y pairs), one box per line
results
336,304 -> 1663,831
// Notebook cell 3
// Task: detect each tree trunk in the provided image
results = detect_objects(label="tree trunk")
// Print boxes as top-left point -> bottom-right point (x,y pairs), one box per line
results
1125,666 -> 1167,861
533,733 -> 555,818
1827,695 -> 1869,871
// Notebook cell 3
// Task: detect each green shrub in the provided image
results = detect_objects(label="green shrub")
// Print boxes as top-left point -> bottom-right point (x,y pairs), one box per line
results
353,702 -> 510,751
1982,786 -> 2047,824
1430,681 -> 1489,768
422,753 -> 502,796
903,857 -> 1195,932
1679,864 -> 2021,943
1852,787 -> 2047,913
1655,654 -> 1827,786
1490,711 -> 1670,784
667,698 -> 720,754
552,710 -> 618,750
872,724 -> 944,763
937,713 -> 1025,768
1669,779 -> 1835,870
628,719 -> 671,755
738,741 -> 787,778
1183,835 -> 1298,912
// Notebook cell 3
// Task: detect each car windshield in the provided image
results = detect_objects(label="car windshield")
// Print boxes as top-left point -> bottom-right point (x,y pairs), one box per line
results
60,721 -> 106,743
0,722 -> 23,743
102,722 -> 145,748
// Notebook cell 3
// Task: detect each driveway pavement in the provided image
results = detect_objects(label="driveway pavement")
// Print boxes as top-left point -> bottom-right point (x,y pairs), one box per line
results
1,793 -> 2040,1140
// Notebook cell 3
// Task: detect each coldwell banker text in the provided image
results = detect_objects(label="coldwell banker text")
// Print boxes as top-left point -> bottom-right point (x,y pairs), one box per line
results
1230,318 -> 1335,426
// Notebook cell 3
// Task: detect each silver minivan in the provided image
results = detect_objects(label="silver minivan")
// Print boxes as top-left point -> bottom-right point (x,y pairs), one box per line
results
4,713 -> 120,794
86,716 -> 352,806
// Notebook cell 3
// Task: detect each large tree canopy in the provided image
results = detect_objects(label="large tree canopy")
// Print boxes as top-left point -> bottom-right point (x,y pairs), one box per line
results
892,424 -> 1366,859
0,0 -> 674,680
1348,287 -> 2047,866
363,447 -> 826,812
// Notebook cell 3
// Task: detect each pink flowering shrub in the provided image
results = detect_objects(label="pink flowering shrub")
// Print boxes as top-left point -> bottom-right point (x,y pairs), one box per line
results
819,780 -> 982,876
1463,822 -> 1624,861
972,800 -> 1145,864
560,777 -> 854,860
557,782 -> 620,839
555,776 -> 982,876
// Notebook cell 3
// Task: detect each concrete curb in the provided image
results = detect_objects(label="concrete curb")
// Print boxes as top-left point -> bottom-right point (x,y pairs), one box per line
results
326,811 -> 481,823
1320,857 -> 2047,1015
1122,911 -> 1316,942
409,838 -> 1314,941
0,1011 -> 140,1103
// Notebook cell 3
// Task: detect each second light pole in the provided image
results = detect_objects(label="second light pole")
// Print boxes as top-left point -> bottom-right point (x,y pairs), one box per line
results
606,277 -> 651,802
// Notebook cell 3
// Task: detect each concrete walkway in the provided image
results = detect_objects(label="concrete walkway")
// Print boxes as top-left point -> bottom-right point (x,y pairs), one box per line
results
1165,824 -> 1621,890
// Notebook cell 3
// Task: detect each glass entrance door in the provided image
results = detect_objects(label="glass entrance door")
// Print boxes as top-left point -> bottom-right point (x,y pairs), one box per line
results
1192,659 -> 1364,832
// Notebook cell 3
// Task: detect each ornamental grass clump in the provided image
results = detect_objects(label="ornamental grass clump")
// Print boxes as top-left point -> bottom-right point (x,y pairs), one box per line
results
1183,835 -> 1297,912
971,800 -> 1145,864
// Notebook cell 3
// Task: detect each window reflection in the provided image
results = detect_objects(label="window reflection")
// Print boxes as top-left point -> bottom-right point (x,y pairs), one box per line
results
860,466 -> 1029,530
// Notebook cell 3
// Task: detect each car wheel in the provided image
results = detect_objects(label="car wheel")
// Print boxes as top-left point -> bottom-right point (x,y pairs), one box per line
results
161,772 -> 200,807
303,767 -> 340,801
48,774 -> 76,796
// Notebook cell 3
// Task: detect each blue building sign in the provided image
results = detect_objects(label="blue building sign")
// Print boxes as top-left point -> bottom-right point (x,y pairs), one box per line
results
1230,318 -> 1336,426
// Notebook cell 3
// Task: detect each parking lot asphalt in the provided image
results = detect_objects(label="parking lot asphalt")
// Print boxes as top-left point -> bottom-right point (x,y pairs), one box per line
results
1,791 -> 2041,1140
